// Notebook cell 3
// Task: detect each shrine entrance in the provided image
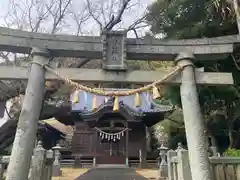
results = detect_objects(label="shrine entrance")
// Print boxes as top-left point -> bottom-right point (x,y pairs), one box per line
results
95,119 -> 128,165
0,25 -> 235,180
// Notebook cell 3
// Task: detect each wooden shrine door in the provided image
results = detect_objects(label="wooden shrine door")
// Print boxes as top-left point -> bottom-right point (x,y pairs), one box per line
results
95,119 -> 128,164
96,136 -> 126,164
71,122 -> 96,156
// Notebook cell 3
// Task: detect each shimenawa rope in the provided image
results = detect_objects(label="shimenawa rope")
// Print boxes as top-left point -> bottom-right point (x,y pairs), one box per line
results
43,65 -> 183,97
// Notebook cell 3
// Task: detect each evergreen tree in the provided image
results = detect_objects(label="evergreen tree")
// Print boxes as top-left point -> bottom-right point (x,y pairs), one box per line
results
146,0 -> 240,151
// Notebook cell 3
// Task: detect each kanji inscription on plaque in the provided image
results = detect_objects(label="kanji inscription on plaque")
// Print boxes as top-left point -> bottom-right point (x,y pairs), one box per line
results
102,31 -> 127,70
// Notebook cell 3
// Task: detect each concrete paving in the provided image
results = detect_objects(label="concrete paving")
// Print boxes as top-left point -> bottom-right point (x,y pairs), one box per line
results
75,168 -> 149,180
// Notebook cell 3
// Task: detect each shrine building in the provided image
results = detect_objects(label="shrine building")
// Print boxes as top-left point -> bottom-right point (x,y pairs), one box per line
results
69,89 -> 172,166
0,88 -> 172,167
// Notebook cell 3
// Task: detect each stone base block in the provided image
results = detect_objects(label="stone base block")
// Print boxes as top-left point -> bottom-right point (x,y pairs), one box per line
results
52,165 -> 62,177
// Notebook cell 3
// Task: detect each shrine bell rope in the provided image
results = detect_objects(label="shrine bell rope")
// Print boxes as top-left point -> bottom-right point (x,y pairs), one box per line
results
44,65 -> 183,96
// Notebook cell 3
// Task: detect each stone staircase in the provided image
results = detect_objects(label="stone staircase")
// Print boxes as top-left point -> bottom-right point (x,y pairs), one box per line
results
95,164 -> 129,168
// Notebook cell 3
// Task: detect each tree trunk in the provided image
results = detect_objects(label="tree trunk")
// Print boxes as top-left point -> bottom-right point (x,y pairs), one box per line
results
233,131 -> 240,148
227,103 -> 235,149
228,130 -> 234,148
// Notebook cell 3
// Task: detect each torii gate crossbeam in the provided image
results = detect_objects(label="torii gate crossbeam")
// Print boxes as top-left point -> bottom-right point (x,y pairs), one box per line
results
0,27 -> 237,61
0,66 -> 233,85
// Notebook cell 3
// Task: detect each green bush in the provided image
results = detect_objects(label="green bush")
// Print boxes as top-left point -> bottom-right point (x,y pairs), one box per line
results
223,148 -> 240,157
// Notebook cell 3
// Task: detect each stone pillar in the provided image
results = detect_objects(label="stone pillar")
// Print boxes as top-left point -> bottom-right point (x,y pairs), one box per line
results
145,126 -> 151,152
138,149 -> 146,168
93,129 -> 97,167
93,157 -> 96,167
6,48 -> 50,180
125,157 -> 129,167
175,52 -> 212,180
209,135 -> 219,157
167,150 -> 177,180
125,124 -> 129,166
43,149 -> 54,180
177,148 -> 192,180
139,149 -> 142,168
52,144 -> 62,177
29,141 -> 46,180
176,142 -> 184,152
0,156 -> 10,180
74,156 -> 82,168
233,0 -> 240,34
0,164 -> 5,180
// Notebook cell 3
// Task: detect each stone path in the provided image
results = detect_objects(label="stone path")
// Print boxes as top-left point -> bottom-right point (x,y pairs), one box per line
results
75,168 -> 149,180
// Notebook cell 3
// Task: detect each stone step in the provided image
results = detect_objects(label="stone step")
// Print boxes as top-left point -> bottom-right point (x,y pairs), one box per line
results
95,164 -> 129,168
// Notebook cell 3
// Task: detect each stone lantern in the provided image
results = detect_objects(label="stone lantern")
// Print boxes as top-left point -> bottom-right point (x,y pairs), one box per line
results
52,143 -> 62,177
158,143 -> 168,178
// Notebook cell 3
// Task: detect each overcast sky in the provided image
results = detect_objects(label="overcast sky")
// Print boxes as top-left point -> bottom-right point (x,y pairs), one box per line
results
0,0 -> 156,37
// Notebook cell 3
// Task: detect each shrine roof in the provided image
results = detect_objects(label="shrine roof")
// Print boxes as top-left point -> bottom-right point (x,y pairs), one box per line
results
71,89 -> 172,115
40,118 -> 73,136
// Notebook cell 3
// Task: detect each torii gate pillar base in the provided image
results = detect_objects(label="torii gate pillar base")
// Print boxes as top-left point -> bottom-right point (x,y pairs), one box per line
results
176,52 -> 212,180
6,48 -> 50,180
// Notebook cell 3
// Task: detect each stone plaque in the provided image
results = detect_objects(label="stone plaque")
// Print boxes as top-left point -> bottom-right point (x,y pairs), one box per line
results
102,31 -> 127,71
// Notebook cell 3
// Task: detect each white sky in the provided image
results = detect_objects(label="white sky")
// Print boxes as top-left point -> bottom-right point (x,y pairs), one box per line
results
0,0 -> 156,37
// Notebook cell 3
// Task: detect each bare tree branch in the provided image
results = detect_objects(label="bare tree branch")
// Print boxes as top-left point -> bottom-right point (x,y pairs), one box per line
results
104,0 -> 131,31
127,14 -> 147,30
86,0 -> 103,31
49,0 -> 72,34
100,2 -> 108,25
32,3 -> 53,32
70,3 -> 91,35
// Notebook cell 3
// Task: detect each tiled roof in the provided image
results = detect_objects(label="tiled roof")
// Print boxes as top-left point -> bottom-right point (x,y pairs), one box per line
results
71,89 -> 172,114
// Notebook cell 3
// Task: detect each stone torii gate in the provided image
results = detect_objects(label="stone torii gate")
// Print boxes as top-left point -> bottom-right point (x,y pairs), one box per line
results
0,27 -> 236,180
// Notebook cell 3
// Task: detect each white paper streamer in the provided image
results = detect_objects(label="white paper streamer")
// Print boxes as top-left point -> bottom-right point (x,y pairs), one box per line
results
94,127 -> 128,141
